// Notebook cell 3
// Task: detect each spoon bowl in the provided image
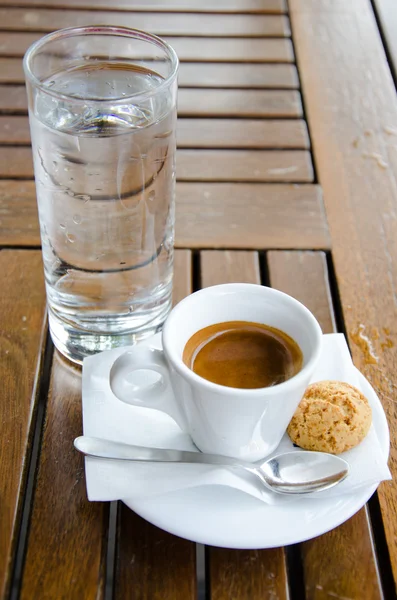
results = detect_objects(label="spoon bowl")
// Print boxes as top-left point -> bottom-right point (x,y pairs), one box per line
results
256,451 -> 349,494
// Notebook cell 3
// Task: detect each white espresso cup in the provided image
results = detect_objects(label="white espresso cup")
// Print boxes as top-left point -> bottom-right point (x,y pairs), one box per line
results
110,284 -> 323,461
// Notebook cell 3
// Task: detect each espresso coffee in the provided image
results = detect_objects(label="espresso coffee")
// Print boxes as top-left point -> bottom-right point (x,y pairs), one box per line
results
183,321 -> 303,389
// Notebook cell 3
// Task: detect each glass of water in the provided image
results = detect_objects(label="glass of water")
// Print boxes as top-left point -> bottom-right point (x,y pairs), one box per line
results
24,26 -> 178,364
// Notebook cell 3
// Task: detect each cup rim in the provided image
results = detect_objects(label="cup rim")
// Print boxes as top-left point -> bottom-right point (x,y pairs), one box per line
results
162,283 -> 323,397
23,25 -> 179,105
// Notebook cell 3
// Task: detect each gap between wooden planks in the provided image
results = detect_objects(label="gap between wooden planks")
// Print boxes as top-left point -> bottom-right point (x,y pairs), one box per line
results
0,116 -> 310,148
0,33 -> 294,62
290,0 -> 397,594
372,0 -> 397,83
0,180 -> 330,250
0,9 -> 290,36
0,86 -> 303,118
0,147 -> 313,182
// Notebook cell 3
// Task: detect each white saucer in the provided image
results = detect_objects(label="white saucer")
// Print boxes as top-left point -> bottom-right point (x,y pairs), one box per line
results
122,335 -> 390,549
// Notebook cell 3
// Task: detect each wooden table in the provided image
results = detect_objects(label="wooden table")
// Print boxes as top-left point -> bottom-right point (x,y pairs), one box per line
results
1,1 -> 397,598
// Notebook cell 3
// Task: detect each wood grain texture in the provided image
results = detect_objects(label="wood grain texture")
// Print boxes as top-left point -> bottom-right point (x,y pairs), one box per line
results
0,181 -> 330,249
267,251 -> 336,332
372,0 -> 397,82
0,181 -> 39,246
0,33 -> 294,63
115,256 -> 195,600
200,250 -> 260,287
0,86 -> 302,118
301,521 -> 382,600
0,0 -> 286,12
180,89 -> 302,118
0,58 -> 24,83
268,249 -> 383,600
21,352 -> 108,600
0,147 -> 33,177
210,548 -> 289,600
0,9 -> 290,36
0,86 -> 29,113
0,116 -> 310,149
177,150 -> 313,182
115,507 -> 197,600
176,183 -> 330,249
0,147 -> 313,182
0,58 -> 299,88
173,250 -> 192,306
290,0 -> 397,592
177,119 -> 309,149
167,37 -> 295,63
0,116 -> 31,144
200,251 -> 289,600
0,250 -> 46,598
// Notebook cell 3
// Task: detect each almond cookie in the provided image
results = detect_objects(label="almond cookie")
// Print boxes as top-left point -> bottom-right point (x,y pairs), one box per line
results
287,380 -> 372,454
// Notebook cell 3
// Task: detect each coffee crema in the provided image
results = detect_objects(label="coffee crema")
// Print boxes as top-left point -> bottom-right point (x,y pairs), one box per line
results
183,321 -> 303,389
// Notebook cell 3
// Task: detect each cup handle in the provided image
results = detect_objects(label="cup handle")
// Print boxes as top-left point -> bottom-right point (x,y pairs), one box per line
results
109,346 -> 186,430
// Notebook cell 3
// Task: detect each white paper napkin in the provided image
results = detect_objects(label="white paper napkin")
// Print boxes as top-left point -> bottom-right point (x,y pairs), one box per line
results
82,334 -> 391,505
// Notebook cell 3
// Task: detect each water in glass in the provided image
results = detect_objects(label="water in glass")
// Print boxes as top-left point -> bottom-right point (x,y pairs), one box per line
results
29,62 -> 176,362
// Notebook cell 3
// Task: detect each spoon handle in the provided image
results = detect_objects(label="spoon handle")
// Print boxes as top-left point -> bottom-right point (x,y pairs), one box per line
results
74,436 -> 249,468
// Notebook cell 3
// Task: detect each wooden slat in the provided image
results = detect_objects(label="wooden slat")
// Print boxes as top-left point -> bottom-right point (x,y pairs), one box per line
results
267,252 -> 336,333
0,250 -> 46,598
186,89 -> 302,118
170,37 -> 294,63
115,254 -> 196,600
0,58 -> 25,83
178,119 -> 309,149
0,9 -> 290,37
0,116 -> 31,144
0,33 -> 294,63
290,0 -> 397,592
200,250 -> 289,600
0,116 -> 310,149
115,508 -> 197,600
0,86 -> 29,113
0,86 -> 302,118
20,352 -> 108,599
373,0 -> 397,82
152,63 -> 299,89
267,250 -> 383,600
176,183 -> 329,249
201,250 -> 261,287
0,147 -> 313,183
301,527 -> 382,600
0,181 -> 39,246
173,250 -> 192,306
0,58 -> 298,89
210,548 -> 289,600
0,0 -> 286,12
177,150 -> 313,182
0,181 -> 331,249
0,147 -> 33,177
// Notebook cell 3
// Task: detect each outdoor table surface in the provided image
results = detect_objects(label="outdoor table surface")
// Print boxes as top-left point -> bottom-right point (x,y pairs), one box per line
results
1,1 -> 397,599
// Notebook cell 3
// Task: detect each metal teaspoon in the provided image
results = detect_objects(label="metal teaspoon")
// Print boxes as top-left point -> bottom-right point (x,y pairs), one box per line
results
74,436 -> 349,495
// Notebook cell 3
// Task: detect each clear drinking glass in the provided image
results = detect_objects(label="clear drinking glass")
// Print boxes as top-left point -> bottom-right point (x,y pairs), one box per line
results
24,26 -> 178,364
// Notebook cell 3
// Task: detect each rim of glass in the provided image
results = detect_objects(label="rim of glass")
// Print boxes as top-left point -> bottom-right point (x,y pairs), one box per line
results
23,25 -> 179,104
